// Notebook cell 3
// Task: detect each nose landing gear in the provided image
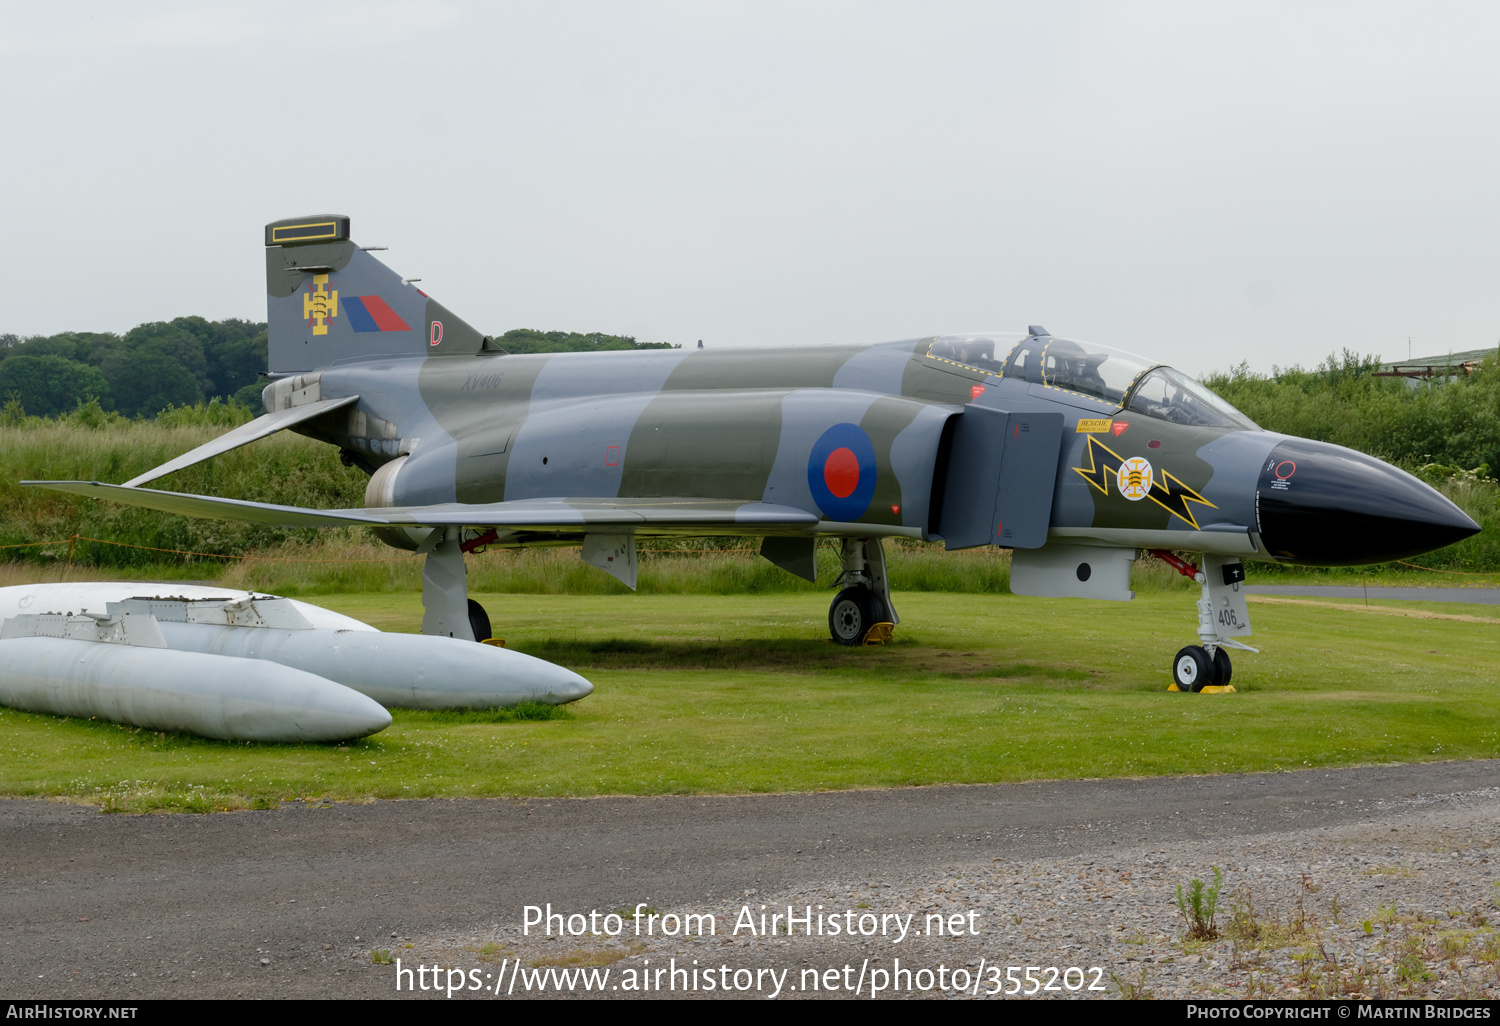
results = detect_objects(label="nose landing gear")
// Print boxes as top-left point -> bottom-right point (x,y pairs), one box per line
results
1151,550 -> 1258,692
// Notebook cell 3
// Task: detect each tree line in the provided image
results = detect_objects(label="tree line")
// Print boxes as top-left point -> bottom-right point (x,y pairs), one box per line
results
0,318 -> 267,419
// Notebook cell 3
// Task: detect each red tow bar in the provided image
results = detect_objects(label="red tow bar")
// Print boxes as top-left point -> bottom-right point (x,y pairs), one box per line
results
1148,548 -> 1199,579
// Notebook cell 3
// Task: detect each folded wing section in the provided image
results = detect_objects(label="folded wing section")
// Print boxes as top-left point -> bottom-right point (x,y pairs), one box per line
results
122,396 -> 359,488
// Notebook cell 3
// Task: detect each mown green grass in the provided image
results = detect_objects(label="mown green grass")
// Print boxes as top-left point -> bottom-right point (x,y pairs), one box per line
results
1,590 -> 1495,812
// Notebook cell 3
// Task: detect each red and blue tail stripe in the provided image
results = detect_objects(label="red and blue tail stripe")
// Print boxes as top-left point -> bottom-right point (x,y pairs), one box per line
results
343,296 -> 411,333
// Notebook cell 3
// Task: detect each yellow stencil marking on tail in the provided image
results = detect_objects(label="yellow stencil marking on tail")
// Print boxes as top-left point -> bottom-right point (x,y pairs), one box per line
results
302,274 -> 339,336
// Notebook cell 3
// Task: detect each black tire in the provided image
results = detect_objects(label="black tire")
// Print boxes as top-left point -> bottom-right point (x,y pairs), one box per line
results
467,598 -> 492,642
829,587 -> 877,646
1172,645 -> 1212,692
1211,647 -> 1232,687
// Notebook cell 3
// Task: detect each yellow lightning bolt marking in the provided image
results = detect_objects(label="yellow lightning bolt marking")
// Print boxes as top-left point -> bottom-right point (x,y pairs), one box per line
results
1149,466 -> 1218,530
1072,433 -> 1122,494
1072,435 -> 1218,529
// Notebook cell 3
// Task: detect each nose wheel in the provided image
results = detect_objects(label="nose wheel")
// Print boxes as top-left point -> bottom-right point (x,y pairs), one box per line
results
1171,644 -> 1233,692
1151,550 -> 1256,693
1172,646 -> 1211,692
1211,645 -> 1232,686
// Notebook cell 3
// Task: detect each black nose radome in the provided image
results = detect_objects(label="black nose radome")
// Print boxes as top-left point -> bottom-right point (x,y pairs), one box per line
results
1256,439 -> 1481,566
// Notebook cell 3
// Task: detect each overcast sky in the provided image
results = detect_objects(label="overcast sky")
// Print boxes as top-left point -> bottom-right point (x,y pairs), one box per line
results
2,1 -> 1496,375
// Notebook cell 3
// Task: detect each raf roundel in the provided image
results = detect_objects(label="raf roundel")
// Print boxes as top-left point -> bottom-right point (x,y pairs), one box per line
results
807,423 -> 877,522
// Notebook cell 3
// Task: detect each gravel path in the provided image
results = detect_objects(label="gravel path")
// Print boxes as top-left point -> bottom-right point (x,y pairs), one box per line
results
405,787 -> 1500,999
5,760 -> 1499,1000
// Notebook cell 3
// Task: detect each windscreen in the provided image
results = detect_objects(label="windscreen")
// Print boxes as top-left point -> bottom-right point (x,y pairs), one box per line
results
1126,368 -> 1259,430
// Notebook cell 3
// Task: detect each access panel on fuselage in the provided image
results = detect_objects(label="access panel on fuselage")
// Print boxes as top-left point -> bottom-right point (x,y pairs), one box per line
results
938,406 -> 1063,550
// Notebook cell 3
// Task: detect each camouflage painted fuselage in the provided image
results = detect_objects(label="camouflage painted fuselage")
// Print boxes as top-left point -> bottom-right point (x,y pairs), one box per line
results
255,227 -> 1475,567
287,328 -> 1277,556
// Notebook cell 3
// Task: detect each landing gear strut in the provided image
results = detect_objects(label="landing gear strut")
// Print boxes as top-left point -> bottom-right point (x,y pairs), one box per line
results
828,538 -> 898,646
419,527 -> 475,641
418,526 -> 495,643
1150,549 -> 1258,692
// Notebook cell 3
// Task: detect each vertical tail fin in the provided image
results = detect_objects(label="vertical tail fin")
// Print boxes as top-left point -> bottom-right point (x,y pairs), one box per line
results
264,215 -> 484,373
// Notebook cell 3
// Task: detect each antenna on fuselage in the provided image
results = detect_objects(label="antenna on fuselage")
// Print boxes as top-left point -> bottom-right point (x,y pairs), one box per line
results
1027,325 -> 1050,337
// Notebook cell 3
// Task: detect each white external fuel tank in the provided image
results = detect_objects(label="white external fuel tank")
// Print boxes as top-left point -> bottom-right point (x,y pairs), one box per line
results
0,585 -> 594,737
94,595 -> 592,708
0,614 -> 391,742
147,616 -> 594,708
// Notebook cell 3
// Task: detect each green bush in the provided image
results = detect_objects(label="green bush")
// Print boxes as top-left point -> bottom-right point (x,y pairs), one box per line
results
1206,350 -> 1500,478
0,418 -> 367,566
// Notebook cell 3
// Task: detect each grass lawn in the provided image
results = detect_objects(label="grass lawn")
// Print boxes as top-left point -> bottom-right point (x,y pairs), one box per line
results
1,588 -> 1496,812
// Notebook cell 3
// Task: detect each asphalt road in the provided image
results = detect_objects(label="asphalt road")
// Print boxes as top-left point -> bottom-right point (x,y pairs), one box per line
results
4,759 -> 1500,999
1245,585 -> 1500,604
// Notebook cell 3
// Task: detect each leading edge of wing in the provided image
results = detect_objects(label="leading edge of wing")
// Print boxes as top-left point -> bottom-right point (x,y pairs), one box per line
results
20,481 -> 820,531
23,481 -> 390,528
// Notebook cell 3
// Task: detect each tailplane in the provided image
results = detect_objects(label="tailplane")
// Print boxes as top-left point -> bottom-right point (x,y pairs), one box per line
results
265,215 -> 486,373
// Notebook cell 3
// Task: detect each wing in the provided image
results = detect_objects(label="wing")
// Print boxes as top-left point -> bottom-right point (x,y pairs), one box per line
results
122,396 -> 360,487
22,481 -> 820,534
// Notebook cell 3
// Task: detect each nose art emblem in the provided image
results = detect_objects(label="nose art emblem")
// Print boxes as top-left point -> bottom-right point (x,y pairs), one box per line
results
1117,457 -> 1153,501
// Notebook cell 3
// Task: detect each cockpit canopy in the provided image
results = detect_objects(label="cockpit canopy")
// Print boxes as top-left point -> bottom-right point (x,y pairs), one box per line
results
1125,367 -> 1257,430
924,333 -> 1257,430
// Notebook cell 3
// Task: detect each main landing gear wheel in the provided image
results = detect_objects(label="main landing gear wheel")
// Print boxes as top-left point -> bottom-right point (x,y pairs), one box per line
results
829,587 -> 877,646
1211,647 -> 1232,687
467,598 -> 492,643
1172,645 -> 1213,692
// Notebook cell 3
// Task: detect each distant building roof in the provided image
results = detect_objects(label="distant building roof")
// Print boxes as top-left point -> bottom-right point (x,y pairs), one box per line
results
1376,347 -> 1499,379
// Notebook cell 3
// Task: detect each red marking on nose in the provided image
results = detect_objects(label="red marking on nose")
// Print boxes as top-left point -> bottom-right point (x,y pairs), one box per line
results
1112,422 -> 1130,436
971,385 -> 986,400
1275,460 -> 1296,480
824,448 -> 860,498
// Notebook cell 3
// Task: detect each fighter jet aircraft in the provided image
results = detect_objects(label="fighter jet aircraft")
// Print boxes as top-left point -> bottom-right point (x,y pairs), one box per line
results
24,215 -> 1481,691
